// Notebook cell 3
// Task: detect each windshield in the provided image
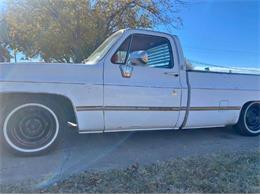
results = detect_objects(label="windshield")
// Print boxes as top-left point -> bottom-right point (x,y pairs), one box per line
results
85,30 -> 124,64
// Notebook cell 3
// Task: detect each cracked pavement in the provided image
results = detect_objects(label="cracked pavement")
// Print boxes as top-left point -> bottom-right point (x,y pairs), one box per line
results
0,127 -> 259,187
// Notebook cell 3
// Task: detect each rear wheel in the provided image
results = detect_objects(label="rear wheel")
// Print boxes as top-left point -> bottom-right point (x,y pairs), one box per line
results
236,102 -> 260,136
1,98 -> 64,155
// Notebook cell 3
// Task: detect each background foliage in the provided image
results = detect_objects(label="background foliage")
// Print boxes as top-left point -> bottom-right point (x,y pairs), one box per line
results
0,0 -> 184,63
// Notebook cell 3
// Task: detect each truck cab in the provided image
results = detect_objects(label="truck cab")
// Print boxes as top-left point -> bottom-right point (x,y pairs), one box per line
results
95,29 -> 187,131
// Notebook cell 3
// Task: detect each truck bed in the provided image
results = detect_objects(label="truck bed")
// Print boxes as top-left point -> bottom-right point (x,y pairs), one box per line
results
183,70 -> 260,128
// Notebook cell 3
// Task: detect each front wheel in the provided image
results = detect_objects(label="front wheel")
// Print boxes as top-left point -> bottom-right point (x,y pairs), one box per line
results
1,100 -> 62,155
236,102 -> 260,136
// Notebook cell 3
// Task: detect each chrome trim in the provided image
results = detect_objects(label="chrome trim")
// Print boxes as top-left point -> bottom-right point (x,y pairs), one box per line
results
76,106 -> 241,112
76,106 -> 181,112
188,69 -> 260,76
105,127 -> 177,133
186,87 -> 260,92
0,80 -> 86,85
105,83 -> 183,89
105,83 -> 259,91
76,106 -> 103,111
189,106 -> 241,111
79,130 -> 103,134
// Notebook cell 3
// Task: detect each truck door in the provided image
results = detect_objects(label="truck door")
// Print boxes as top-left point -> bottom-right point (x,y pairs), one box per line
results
103,31 -> 182,131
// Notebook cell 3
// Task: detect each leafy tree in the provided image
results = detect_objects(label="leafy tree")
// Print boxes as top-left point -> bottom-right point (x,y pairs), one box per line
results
0,11 -> 12,62
0,45 -> 11,62
0,0 -> 184,63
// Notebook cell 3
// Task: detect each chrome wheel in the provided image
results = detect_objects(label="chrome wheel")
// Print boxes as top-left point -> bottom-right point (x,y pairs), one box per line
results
3,103 -> 59,153
244,102 -> 260,133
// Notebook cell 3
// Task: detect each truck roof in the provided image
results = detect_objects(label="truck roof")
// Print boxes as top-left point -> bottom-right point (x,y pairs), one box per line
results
122,28 -> 177,38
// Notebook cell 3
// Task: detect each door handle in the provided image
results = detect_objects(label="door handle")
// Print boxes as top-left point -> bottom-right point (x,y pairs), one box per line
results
172,90 -> 177,96
164,72 -> 179,77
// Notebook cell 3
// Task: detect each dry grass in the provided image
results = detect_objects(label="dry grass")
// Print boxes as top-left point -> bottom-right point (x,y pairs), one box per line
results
1,151 -> 259,193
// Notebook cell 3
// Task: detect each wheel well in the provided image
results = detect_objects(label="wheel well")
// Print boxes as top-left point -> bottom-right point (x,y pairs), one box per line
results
234,101 -> 258,125
239,101 -> 259,118
242,101 -> 253,110
241,101 -> 259,111
0,92 -> 78,126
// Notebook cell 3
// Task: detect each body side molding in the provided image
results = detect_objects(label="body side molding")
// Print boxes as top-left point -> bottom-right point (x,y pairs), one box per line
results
76,106 -> 241,112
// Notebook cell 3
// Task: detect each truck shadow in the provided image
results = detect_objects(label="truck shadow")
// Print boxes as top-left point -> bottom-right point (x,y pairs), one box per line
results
0,126 -> 248,158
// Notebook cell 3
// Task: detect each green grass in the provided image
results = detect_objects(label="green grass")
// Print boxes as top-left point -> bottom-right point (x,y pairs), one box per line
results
1,151 -> 260,193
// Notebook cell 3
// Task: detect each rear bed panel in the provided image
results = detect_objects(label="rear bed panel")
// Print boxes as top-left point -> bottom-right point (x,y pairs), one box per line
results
184,71 -> 260,128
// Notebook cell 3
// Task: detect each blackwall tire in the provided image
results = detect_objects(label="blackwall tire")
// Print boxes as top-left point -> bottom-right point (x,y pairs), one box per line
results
236,102 -> 260,136
1,98 -> 64,156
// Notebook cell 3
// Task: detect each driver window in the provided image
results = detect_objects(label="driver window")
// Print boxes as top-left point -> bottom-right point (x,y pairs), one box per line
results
111,34 -> 173,69
130,34 -> 173,68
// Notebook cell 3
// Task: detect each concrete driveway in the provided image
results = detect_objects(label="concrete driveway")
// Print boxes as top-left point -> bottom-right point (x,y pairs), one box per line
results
0,127 -> 259,187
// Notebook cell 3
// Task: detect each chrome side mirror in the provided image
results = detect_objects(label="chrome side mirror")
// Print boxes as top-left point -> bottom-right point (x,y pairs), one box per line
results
119,50 -> 148,78
128,50 -> 149,65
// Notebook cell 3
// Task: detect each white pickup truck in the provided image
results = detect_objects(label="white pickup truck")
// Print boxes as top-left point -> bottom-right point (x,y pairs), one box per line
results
0,29 -> 259,155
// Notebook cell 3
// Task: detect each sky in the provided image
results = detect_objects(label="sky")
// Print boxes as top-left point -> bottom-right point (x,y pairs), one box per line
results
1,0 -> 260,68
157,0 -> 260,68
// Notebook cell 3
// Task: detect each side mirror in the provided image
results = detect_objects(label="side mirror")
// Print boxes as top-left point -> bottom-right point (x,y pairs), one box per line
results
119,50 -> 148,78
128,50 -> 149,65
